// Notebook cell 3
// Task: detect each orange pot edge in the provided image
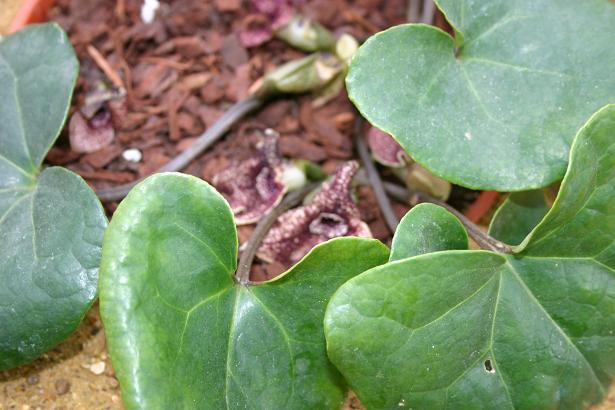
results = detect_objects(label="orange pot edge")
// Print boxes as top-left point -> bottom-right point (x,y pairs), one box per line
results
464,191 -> 500,224
9,0 -> 55,33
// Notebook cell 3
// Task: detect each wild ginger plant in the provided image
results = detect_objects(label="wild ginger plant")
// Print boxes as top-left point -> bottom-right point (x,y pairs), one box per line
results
2,3 -> 613,410
346,0 -> 615,191
324,105 -> 615,409
98,170 -> 388,409
0,24 -> 107,370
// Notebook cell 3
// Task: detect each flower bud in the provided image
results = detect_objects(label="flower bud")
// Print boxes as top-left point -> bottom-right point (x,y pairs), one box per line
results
275,15 -> 336,52
335,33 -> 359,63
253,52 -> 344,99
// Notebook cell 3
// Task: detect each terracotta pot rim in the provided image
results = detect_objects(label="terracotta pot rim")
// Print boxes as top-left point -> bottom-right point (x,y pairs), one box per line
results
463,190 -> 500,224
9,0 -> 55,33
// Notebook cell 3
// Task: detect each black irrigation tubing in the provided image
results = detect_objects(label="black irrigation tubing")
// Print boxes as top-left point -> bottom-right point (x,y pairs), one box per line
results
96,95 -> 263,202
354,119 -> 400,234
236,182 -> 320,285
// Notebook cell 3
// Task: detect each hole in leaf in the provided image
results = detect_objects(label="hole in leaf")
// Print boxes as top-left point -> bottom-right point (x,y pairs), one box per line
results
484,359 -> 495,373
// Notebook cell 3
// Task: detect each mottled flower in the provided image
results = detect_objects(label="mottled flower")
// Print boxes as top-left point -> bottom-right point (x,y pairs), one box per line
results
213,131 -> 286,225
257,161 -> 371,266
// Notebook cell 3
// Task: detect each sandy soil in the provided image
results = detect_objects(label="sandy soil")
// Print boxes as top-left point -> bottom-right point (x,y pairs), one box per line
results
0,0 -> 21,34
0,305 -> 122,410
1,302 -> 615,409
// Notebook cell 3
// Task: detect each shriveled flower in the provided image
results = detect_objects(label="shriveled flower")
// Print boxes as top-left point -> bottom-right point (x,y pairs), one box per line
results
213,131 -> 286,225
257,161 -> 371,266
69,108 -> 115,154
366,126 -> 408,167
239,0 -> 294,48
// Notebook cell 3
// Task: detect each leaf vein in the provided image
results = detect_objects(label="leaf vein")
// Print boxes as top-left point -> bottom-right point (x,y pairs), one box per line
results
225,287 -> 241,410
173,222 -> 233,273
505,261 -> 606,395
248,290 -> 296,405
0,55 -> 34,170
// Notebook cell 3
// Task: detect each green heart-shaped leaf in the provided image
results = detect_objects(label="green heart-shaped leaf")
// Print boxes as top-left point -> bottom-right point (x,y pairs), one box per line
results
347,0 -> 615,191
99,173 -> 389,409
0,24 -> 107,370
488,190 -> 548,246
325,105 -> 615,409
390,203 -> 468,262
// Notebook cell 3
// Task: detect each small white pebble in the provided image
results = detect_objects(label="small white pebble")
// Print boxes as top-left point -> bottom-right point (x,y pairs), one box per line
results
140,0 -> 160,24
90,361 -> 106,375
122,148 -> 142,162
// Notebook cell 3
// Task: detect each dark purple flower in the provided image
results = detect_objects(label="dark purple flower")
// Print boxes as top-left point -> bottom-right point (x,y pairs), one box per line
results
257,161 -> 372,266
213,131 -> 286,225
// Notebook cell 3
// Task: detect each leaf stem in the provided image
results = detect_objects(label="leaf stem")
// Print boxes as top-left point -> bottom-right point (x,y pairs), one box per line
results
236,182 -> 319,285
421,0 -> 435,24
355,176 -> 512,253
416,195 -> 512,253
354,119 -> 399,234
406,0 -> 420,22
97,96 -> 263,202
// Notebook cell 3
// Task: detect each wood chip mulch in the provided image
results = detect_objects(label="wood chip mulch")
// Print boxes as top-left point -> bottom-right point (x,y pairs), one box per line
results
46,0 -> 466,282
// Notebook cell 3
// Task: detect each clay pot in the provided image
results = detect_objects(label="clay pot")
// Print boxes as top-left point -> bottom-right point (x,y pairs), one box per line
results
9,0 -> 55,33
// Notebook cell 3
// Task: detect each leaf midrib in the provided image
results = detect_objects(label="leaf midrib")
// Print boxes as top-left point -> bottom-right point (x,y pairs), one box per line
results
504,259 -> 606,395
0,192 -> 31,226
247,289 -> 296,405
381,252 -> 608,400
221,286 -> 297,408
0,53 -> 34,174
225,286 -> 241,409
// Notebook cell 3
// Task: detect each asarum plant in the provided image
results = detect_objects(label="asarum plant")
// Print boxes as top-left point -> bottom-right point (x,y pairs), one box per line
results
99,172 -> 388,409
98,102 -> 615,409
0,24 -> 107,370
324,105 -> 615,409
257,161 -> 372,266
347,0 -> 615,191
4,5 -> 615,410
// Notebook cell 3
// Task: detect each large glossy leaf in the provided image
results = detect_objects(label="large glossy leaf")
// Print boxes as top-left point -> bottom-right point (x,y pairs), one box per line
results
488,190 -> 548,246
390,203 -> 467,261
324,105 -> 615,409
99,173 -> 389,409
0,24 -> 107,370
347,0 -> 615,191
